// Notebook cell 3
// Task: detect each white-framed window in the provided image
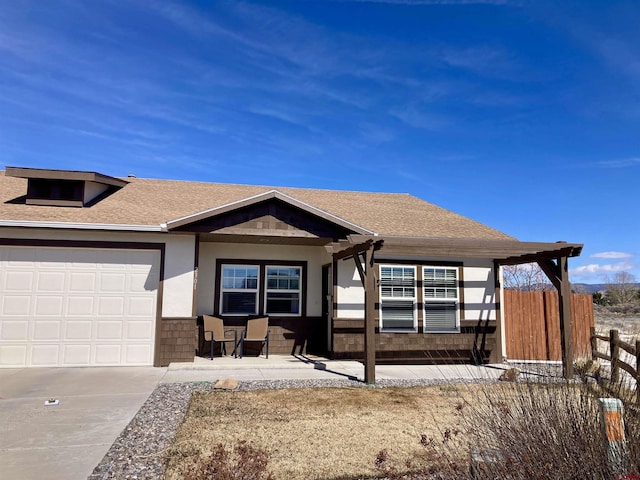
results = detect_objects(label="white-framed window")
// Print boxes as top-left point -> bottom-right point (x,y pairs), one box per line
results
379,265 -> 417,332
423,266 -> 459,333
220,265 -> 259,315
265,266 -> 302,315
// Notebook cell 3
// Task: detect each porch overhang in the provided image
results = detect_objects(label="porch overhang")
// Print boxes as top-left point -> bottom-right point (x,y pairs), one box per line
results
337,234 -> 582,263
331,235 -> 584,383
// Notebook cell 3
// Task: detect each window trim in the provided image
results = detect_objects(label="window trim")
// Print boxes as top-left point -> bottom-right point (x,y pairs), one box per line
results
378,264 -> 418,333
214,259 -> 306,318
422,266 -> 461,333
219,264 -> 260,316
263,265 -> 303,317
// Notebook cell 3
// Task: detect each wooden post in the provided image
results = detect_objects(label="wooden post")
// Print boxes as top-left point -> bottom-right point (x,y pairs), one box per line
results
610,329 -> 620,384
636,340 -> 640,404
491,261 -> 503,364
590,326 -> 598,360
364,247 -> 377,384
557,256 -> 573,378
598,398 -> 627,476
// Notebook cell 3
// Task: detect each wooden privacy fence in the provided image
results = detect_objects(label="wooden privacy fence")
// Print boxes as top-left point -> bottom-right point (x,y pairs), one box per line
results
504,290 -> 594,361
591,328 -> 640,401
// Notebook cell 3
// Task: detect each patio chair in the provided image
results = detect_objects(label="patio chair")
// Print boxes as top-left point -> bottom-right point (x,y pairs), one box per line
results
239,316 -> 269,359
203,315 -> 237,360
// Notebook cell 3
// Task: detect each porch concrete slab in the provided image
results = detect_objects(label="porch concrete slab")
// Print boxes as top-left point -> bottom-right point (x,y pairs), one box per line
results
167,355 -> 506,383
0,366 -> 166,480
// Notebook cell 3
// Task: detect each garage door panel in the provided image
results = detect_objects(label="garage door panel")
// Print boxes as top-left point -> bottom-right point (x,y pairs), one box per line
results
94,344 -> 122,364
64,320 -> 93,340
3,296 -> 31,315
66,297 -> 95,316
127,321 -> 153,340
32,345 -> 61,366
32,320 -> 62,340
0,246 -> 159,367
1,320 -> 29,340
97,321 -> 123,340
63,344 -> 92,365
0,345 -> 27,366
98,297 -> 125,316
70,272 -> 96,291
128,297 -> 155,316
37,271 -> 66,292
35,297 -> 64,316
4,271 -> 34,291
99,273 -> 127,292
126,344 -> 153,364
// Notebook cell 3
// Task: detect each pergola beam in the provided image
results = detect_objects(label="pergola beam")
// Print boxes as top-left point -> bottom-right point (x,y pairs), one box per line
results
332,239 -> 383,384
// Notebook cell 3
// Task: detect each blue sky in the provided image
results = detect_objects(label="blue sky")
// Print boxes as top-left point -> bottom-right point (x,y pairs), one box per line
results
0,0 -> 638,283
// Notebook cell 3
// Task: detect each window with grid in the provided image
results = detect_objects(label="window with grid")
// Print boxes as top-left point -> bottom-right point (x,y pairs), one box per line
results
379,265 -> 416,331
220,265 -> 259,315
265,266 -> 301,315
423,267 -> 459,332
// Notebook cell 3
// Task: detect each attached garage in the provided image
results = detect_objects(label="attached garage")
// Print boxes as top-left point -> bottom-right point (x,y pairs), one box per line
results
0,245 -> 161,367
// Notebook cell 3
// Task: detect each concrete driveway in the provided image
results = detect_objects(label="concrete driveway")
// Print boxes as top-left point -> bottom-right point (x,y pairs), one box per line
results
0,366 -> 166,480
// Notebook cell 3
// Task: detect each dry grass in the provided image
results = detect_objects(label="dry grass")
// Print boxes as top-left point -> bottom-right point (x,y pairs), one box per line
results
164,385 -> 480,480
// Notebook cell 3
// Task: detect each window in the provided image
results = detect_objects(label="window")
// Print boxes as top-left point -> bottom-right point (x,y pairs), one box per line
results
423,267 -> 459,332
220,265 -> 259,315
218,261 -> 305,317
265,266 -> 301,315
379,265 -> 416,331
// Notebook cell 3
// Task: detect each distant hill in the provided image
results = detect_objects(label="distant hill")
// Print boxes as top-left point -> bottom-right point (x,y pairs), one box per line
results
572,283 -> 640,294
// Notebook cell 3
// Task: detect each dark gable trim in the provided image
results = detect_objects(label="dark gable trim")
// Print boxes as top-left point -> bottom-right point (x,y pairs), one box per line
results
167,190 -> 372,235
0,238 -> 166,367
214,258 -> 308,318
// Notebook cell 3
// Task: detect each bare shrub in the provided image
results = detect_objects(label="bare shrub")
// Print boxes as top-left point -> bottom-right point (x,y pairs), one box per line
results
179,441 -> 274,480
380,379 -> 640,479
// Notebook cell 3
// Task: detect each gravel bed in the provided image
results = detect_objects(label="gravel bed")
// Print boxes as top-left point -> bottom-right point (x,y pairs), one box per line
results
88,376 -> 504,480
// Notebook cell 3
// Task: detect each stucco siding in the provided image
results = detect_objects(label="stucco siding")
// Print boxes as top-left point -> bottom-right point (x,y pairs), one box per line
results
462,261 -> 496,321
336,260 -> 365,319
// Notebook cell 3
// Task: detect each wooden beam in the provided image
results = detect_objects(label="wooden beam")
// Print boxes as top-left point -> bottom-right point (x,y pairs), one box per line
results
332,239 -> 373,261
491,261 -> 503,364
558,256 -> 574,378
353,253 -> 366,286
537,258 -> 562,291
364,246 -> 377,384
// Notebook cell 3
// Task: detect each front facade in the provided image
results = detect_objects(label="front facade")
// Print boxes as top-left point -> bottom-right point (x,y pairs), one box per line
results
0,167 -> 581,368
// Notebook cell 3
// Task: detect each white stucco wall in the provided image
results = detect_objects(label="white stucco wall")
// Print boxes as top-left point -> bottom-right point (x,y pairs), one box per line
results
0,228 -> 196,318
197,242 -> 331,316
461,260 -> 496,321
336,260 -> 365,318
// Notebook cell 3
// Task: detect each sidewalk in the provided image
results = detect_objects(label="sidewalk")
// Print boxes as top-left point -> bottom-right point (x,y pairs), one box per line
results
162,354 -> 507,383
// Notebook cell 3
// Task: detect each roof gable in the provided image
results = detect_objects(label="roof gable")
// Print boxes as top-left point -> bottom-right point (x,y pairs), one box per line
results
166,190 -> 372,239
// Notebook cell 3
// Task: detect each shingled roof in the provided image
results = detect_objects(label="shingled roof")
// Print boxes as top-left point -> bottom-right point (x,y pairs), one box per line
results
0,170 -> 513,240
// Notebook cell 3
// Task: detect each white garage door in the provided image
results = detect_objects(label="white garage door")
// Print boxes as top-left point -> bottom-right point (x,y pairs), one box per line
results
0,246 -> 160,367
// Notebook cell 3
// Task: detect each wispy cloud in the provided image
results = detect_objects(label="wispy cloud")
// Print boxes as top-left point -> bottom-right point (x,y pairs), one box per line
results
591,252 -> 634,259
592,158 -> 640,168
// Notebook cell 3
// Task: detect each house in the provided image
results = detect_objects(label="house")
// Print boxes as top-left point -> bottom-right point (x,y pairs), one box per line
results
0,166 -> 583,374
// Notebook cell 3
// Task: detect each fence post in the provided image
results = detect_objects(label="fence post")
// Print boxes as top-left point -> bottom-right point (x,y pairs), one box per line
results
610,330 -> 620,384
598,398 -> 628,477
636,340 -> 640,404
590,326 -> 597,360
